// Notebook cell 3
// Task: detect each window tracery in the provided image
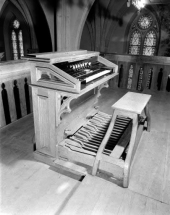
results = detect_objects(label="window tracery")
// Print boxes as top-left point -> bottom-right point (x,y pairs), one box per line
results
128,11 -> 158,56
138,15 -> 152,29
129,30 -> 141,55
143,31 -> 156,56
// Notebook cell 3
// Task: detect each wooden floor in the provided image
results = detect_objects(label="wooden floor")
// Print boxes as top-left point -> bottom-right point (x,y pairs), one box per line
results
0,88 -> 170,215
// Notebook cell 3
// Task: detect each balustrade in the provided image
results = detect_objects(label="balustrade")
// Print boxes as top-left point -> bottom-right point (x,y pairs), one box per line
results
0,60 -> 32,128
103,54 -> 170,93
1,54 -> 170,128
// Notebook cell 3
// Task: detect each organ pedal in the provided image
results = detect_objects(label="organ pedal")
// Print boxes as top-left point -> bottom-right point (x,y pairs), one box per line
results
58,92 -> 151,188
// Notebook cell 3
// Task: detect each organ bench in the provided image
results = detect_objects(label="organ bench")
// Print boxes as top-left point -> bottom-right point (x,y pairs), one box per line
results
92,92 -> 151,187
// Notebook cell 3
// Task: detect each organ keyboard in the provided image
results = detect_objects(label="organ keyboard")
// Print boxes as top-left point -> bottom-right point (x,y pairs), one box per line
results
24,50 -> 117,93
26,50 -> 149,187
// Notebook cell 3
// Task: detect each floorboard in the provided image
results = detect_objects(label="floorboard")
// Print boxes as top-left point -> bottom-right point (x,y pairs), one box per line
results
0,115 -> 81,215
0,88 -> 170,215
129,131 -> 170,204
59,175 -> 170,215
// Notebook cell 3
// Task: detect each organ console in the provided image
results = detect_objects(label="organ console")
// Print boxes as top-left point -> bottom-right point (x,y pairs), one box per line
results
26,50 -> 149,187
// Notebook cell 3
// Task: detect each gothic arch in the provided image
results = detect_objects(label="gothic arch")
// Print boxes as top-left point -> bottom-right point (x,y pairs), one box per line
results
10,0 -> 38,50
1,2 -> 32,60
0,0 -> 38,54
1,0 -> 53,59
124,6 -> 160,55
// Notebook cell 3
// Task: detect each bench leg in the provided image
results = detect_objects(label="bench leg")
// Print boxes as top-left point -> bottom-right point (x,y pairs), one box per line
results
123,114 -> 138,188
144,103 -> 151,132
92,110 -> 117,176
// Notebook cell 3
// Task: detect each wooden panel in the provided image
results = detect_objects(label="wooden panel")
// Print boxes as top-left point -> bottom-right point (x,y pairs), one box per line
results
118,61 -> 130,89
38,96 -> 50,148
17,78 -> 27,117
32,87 -> 57,157
150,64 -> 159,91
117,62 -> 124,88
163,65 -> 170,92
0,90 -> 6,127
143,64 -> 152,90
27,75 -> 33,113
5,80 -> 17,123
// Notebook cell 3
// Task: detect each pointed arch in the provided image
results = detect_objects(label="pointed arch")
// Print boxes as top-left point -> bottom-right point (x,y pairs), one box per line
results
2,3 -> 32,60
126,7 -> 160,56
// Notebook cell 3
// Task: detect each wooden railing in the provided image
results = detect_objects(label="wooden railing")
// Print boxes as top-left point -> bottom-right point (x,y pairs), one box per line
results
0,60 -> 32,128
1,54 -> 170,128
103,54 -> 170,93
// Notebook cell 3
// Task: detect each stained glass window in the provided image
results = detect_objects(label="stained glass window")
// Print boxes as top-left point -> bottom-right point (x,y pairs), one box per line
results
129,30 -> 141,55
11,19 -> 24,60
11,30 -> 18,60
13,20 -> 20,29
143,31 -> 156,56
128,10 -> 158,56
138,15 -> 152,30
18,30 -> 24,57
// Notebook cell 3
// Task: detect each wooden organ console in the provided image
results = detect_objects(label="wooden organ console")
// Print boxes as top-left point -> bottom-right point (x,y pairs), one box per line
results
26,50 -> 150,187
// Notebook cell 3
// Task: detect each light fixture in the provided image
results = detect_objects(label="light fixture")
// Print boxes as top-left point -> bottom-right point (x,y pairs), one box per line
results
132,0 -> 145,10
127,0 -> 146,10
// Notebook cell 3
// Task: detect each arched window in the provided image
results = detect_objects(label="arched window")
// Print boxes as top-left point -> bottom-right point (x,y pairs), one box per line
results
0,1 -> 39,61
143,31 -> 156,56
11,19 -> 24,60
129,30 -> 141,55
128,10 -> 159,56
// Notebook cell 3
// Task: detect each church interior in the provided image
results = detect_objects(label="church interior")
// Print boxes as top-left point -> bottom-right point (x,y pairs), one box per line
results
0,0 -> 170,214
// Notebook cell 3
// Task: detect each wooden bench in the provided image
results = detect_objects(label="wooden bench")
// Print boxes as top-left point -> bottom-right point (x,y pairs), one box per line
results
92,92 -> 151,187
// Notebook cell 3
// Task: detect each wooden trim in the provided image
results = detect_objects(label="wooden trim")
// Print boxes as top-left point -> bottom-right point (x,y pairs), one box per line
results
92,110 -> 117,176
123,113 -> 138,187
